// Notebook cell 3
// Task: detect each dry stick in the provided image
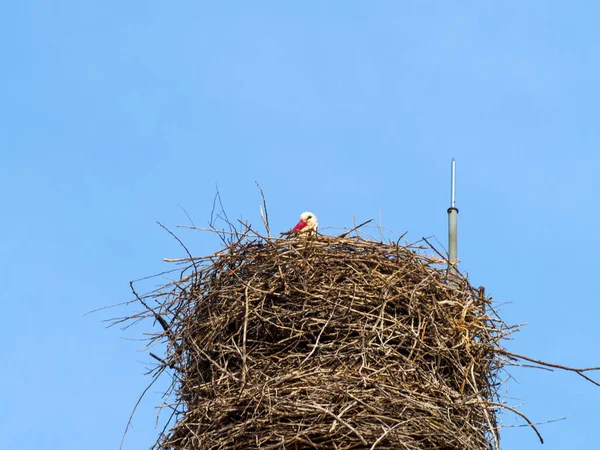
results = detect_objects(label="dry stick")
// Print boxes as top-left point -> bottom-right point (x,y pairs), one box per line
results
129,282 -> 171,335
242,285 -> 250,384
369,422 -> 402,450
500,349 -> 600,373
211,184 -> 232,230
310,403 -> 368,446
489,402 -> 544,444
237,218 -> 265,241
157,221 -> 198,274
129,267 -> 187,284
379,209 -> 383,242
174,225 -> 241,235
394,231 -> 408,246
256,182 -> 271,238
177,204 -> 196,228
338,219 -> 373,238
502,415 -> 571,428
153,406 -> 180,450
421,236 -> 448,262
210,185 -> 237,245
499,349 -> 600,387
149,352 -> 178,372
120,366 -> 166,450
301,302 -> 337,366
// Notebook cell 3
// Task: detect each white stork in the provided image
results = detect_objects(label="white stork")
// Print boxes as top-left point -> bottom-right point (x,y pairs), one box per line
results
287,212 -> 318,235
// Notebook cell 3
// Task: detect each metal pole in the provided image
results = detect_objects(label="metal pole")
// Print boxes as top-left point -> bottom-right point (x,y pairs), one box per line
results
447,159 -> 459,279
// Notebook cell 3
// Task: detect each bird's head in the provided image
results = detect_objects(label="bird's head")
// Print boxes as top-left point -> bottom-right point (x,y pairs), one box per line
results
291,212 -> 318,234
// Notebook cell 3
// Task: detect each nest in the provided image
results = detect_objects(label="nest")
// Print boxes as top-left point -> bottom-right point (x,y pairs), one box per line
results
127,231 -> 511,450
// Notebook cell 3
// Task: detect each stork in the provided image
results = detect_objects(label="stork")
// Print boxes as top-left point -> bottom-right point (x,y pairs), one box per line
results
286,212 -> 318,235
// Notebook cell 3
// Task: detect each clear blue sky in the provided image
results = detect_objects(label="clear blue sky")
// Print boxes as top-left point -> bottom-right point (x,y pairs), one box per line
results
3,2 -> 600,449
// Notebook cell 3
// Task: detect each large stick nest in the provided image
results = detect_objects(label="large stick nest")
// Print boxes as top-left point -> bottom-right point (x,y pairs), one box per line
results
127,231 -> 511,450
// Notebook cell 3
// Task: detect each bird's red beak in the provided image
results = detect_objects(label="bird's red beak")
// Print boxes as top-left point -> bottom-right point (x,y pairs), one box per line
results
291,220 -> 308,232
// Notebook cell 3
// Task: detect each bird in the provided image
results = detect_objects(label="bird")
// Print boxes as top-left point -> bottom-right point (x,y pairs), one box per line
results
283,212 -> 318,236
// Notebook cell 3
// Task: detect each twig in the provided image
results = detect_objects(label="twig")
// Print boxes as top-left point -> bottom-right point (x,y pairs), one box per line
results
311,403 -> 368,446
242,285 -> 250,384
256,182 -> 271,238
489,401 -> 544,444
157,222 -> 198,274
301,303 -> 337,366
177,204 -> 196,228
499,349 -> 600,387
150,352 -> 177,370
129,282 -> 171,335
338,219 -> 373,238
120,367 -> 165,450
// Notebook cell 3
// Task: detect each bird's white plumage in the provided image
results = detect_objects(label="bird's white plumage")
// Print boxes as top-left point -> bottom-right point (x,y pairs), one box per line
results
298,211 -> 318,233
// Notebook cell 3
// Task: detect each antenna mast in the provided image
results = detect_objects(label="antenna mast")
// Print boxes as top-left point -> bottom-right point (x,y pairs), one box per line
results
447,158 -> 459,278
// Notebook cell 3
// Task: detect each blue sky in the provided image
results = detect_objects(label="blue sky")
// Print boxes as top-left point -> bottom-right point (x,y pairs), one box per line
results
2,2 -> 600,449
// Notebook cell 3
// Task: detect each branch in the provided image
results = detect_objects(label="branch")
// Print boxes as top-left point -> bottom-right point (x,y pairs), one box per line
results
338,219 -> 373,238
129,282 -> 171,335
489,401 -> 544,444
500,349 -> 600,387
